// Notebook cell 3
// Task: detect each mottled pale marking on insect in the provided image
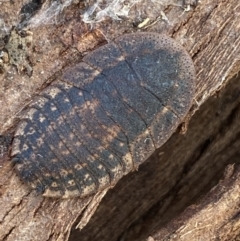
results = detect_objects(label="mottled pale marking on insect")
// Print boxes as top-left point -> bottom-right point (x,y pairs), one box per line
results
11,32 -> 196,198
15,122 -> 28,136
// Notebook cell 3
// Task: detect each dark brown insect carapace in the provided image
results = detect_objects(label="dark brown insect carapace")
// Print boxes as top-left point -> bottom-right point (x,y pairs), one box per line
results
11,32 -> 196,198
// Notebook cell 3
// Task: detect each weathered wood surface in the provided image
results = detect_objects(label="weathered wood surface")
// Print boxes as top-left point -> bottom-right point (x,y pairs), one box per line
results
0,0 -> 239,241
149,163 -> 240,241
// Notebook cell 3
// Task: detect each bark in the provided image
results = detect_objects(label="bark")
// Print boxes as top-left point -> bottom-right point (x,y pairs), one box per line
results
0,0 -> 239,241
149,163 -> 240,241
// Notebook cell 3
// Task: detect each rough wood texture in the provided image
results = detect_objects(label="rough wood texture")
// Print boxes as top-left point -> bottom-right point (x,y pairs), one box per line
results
149,164 -> 240,241
0,0 -> 239,241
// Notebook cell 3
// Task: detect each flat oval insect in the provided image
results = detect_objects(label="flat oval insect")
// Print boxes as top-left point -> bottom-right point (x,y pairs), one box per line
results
11,32 -> 196,198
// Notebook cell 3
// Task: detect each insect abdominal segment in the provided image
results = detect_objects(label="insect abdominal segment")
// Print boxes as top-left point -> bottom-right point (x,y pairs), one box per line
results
11,32 -> 195,198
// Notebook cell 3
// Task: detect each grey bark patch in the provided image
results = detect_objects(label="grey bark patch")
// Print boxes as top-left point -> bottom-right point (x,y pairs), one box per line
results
5,28 -> 33,75
11,32 -> 196,198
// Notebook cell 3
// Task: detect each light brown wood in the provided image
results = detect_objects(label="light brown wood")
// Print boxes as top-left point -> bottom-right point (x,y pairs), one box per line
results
0,0 -> 239,241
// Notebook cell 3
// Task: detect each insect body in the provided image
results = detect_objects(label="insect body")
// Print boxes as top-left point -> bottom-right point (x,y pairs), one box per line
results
11,32 -> 196,198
